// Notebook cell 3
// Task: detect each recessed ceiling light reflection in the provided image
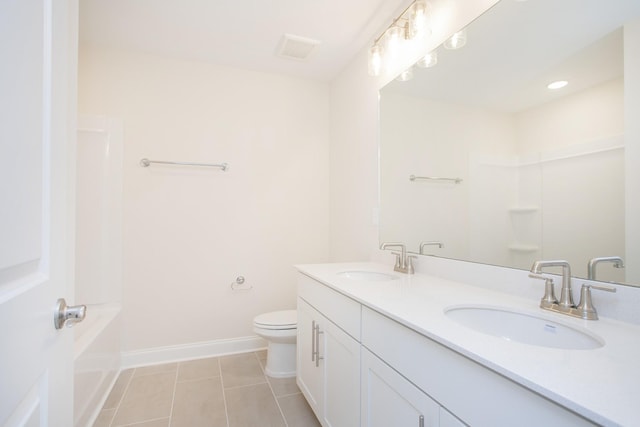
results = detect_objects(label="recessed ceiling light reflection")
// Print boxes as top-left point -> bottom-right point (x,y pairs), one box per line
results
547,80 -> 568,90
396,67 -> 414,82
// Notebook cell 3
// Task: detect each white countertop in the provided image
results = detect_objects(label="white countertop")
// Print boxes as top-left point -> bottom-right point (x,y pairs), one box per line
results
296,262 -> 640,427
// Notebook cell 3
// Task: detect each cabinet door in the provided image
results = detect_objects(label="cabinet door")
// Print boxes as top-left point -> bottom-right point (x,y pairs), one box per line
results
321,317 -> 361,427
297,298 -> 323,417
361,348 -> 440,427
439,408 -> 466,427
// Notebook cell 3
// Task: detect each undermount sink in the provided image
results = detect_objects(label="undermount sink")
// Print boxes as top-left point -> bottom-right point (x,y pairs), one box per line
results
445,305 -> 604,350
336,270 -> 399,281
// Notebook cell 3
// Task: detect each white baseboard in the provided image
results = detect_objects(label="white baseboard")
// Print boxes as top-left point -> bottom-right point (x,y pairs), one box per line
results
121,335 -> 268,369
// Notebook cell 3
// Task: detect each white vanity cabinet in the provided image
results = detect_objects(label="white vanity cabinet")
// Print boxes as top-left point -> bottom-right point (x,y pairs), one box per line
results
297,275 -> 361,427
297,268 -> 601,427
361,307 -> 597,427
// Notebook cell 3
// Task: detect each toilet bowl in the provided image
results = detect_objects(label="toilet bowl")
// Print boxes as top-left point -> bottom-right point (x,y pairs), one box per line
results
253,310 -> 297,378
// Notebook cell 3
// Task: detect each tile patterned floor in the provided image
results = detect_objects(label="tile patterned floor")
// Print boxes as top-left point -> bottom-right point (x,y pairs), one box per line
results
93,351 -> 321,427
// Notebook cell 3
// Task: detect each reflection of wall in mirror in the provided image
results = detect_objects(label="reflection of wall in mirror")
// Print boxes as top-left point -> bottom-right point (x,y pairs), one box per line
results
381,78 -> 625,282
380,91 -> 516,260
624,20 -> 640,286
515,78 -> 624,282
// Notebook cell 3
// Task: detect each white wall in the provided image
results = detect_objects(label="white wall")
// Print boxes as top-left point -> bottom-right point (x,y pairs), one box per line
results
79,48 -> 330,355
328,49 -> 381,262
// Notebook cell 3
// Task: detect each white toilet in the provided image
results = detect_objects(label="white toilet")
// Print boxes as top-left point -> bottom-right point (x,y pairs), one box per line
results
253,310 -> 298,378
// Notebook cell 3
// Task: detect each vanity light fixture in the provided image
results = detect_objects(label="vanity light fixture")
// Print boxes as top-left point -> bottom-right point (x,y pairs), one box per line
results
547,80 -> 568,90
367,0 -> 432,76
443,29 -> 467,49
416,50 -> 438,68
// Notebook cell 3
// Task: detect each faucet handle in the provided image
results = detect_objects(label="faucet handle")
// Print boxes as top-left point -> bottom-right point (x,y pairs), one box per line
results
590,283 -> 617,293
406,255 -> 417,274
390,251 -> 402,269
576,283 -> 617,320
529,273 -> 557,308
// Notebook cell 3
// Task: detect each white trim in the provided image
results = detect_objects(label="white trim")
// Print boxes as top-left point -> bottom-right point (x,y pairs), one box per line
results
121,336 -> 267,369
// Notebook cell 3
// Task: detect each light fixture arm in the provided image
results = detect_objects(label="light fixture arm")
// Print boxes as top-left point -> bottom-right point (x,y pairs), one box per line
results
373,1 -> 424,45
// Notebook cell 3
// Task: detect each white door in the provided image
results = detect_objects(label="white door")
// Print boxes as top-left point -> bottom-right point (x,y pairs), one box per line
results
322,318 -> 360,427
296,298 -> 323,418
0,0 -> 78,426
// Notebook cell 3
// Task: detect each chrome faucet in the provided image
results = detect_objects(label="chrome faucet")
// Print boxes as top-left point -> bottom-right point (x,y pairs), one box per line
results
380,242 -> 415,274
530,259 -> 616,320
419,241 -> 444,255
530,260 -> 574,308
587,256 -> 624,280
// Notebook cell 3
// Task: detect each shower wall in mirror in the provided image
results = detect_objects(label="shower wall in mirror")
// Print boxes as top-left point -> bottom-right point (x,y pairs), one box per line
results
379,0 -> 640,286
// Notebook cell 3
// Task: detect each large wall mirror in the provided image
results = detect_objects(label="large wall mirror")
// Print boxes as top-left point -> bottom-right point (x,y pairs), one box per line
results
379,0 -> 640,286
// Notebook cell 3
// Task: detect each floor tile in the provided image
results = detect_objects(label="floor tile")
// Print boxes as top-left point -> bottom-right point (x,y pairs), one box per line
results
220,353 -> 267,389
267,376 -> 300,397
170,377 -> 227,427
94,352 -> 321,427
103,369 -> 134,409
134,363 -> 177,377
278,393 -> 321,427
120,418 -> 170,427
225,383 -> 286,427
177,357 -> 220,382
111,371 -> 176,426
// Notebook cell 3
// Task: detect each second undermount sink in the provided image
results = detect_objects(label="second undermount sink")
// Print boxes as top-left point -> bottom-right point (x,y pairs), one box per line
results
445,305 -> 604,350
336,270 -> 400,281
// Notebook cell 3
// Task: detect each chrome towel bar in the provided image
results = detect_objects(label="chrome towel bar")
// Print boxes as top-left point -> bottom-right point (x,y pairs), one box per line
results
140,158 -> 228,171
409,175 -> 462,184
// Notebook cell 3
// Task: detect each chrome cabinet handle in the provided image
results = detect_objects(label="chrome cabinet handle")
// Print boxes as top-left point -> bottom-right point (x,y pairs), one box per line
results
54,298 -> 87,329
311,320 -> 316,362
314,323 -> 323,368
419,415 -> 424,427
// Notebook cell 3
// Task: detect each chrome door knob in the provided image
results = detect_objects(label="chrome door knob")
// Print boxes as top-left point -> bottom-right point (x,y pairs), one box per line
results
54,298 -> 87,329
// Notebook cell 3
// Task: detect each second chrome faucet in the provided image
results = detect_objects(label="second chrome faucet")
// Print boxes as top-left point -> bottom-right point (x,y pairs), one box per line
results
529,259 -> 616,320
380,242 -> 415,274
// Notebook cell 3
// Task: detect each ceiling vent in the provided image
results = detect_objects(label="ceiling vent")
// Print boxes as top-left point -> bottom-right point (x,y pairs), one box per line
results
277,34 -> 321,61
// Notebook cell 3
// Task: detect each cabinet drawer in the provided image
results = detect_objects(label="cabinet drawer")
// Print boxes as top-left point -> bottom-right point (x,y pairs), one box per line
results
298,273 -> 361,340
361,307 -> 596,427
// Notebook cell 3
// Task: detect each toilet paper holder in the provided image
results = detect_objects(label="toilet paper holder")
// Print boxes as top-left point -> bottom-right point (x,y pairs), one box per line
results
231,276 -> 252,291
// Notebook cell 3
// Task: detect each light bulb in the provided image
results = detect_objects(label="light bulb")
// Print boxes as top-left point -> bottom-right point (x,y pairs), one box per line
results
409,1 -> 430,39
444,29 -> 467,50
383,25 -> 405,71
368,45 -> 384,76
416,50 -> 438,68
385,25 -> 405,52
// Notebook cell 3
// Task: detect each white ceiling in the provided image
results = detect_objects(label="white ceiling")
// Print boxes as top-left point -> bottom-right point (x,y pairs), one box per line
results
79,0 -> 409,82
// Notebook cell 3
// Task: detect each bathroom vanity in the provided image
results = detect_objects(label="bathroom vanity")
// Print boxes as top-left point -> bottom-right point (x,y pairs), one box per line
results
296,263 -> 640,427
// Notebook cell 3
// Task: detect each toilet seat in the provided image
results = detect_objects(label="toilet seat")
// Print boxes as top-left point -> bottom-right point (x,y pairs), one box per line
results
253,310 -> 297,330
